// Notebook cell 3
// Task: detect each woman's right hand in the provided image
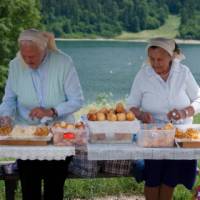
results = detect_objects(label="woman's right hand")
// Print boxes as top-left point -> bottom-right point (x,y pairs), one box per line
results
139,112 -> 154,123
0,116 -> 13,127
130,107 -> 154,123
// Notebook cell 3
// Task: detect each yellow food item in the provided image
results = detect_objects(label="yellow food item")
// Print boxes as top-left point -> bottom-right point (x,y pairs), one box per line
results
163,123 -> 174,130
117,113 -> 126,121
107,112 -> 117,121
175,128 -> 200,139
66,124 -> 75,129
96,112 -> 106,121
115,102 -> 125,113
34,127 -> 49,136
126,111 -> 136,121
0,126 -> 12,136
99,107 -> 108,114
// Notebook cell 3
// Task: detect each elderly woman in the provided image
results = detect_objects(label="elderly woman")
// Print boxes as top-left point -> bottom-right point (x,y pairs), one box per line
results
127,37 -> 200,200
0,29 -> 84,200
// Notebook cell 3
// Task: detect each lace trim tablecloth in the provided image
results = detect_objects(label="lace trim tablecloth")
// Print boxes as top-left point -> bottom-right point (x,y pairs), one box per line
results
87,143 -> 200,160
0,145 -> 75,160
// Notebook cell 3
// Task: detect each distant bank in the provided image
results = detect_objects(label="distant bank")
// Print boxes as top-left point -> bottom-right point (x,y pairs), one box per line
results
55,15 -> 200,45
56,38 -> 200,44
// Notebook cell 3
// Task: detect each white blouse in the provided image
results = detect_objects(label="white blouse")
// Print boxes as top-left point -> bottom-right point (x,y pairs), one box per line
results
126,60 -> 200,124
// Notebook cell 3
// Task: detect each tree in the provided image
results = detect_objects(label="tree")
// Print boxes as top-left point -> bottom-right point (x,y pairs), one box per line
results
0,0 -> 41,100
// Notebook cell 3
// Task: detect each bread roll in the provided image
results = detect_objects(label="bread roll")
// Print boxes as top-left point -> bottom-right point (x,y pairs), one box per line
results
87,113 -> 97,121
115,102 -> 125,113
126,111 -> 136,121
99,107 -> 108,114
96,112 -> 106,121
117,113 -> 126,121
107,112 -> 117,121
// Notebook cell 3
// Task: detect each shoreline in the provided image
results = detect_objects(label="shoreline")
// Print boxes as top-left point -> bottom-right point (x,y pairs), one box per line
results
56,38 -> 200,44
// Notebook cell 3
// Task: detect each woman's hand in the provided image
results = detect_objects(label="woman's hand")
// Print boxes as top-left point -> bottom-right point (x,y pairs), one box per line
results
167,109 -> 186,121
0,116 -> 13,126
130,107 -> 154,123
139,112 -> 154,123
29,107 -> 53,120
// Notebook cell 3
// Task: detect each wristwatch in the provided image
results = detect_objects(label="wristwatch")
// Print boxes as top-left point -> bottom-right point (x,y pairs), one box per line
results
50,108 -> 58,118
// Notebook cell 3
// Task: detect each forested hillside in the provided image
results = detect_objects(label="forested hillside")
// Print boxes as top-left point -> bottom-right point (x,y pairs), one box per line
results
40,0 -> 200,39
40,0 -> 169,37
0,0 -> 41,99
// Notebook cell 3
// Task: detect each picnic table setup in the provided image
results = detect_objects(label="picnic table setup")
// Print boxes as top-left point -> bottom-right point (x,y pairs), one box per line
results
1,103 -> 200,200
0,103 -> 200,161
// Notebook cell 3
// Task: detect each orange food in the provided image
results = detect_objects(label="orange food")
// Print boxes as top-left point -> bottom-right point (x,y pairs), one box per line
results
126,111 -> 136,121
96,112 -> 106,121
175,128 -> 200,139
34,127 -> 49,136
115,102 -> 125,113
0,126 -> 12,136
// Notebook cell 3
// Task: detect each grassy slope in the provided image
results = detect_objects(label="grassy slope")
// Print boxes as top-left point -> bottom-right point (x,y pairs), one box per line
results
115,15 -> 180,40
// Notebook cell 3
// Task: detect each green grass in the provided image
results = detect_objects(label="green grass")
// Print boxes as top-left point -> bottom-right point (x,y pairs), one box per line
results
0,176 -> 198,200
115,15 -> 180,40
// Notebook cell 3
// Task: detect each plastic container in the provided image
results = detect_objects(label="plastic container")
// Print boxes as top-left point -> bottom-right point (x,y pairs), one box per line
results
137,124 -> 175,147
51,127 -> 87,146
87,120 -> 140,144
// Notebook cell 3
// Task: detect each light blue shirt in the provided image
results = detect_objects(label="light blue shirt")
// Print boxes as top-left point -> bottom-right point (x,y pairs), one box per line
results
126,60 -> 200,124
0,50 -> 84,125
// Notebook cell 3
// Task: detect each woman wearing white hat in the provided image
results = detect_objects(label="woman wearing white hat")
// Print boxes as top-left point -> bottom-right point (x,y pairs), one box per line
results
0,29 -> 84,200
127,37 -> 200,200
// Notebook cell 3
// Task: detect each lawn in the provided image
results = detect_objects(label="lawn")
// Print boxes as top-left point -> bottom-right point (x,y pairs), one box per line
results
0,175 -> 198,199
115,15 -> 180,40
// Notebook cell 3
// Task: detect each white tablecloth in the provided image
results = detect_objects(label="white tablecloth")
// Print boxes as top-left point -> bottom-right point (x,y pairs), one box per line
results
0,145 -> 75,160
87,143 -> 200,160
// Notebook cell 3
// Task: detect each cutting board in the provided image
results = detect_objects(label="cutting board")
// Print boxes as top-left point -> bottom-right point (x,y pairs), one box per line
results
178,141 -> 200,148
0,139 -> 51,146
175,138 -> 200,148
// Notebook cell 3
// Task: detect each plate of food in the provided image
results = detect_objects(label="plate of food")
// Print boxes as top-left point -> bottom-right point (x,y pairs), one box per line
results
175,124 -> 200,148
0,125 -> 52,145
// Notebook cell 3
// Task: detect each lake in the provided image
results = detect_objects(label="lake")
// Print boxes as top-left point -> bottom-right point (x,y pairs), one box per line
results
57,40 -> 200,104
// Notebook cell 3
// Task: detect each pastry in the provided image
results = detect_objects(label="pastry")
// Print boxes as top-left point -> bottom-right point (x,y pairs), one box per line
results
34,127 -> 49,136
96,112 -> 106,121
126,111 -> 136,121
117,113 -> 126,121
115,102 -> 125,113
87,113 -> 97,121
107,112 -> 117,121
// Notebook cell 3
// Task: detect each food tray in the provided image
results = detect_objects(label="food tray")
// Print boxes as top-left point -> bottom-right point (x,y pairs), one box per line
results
51,127 -> 87,146
137,124 -> 175,147
0,125 -> 52,145
175,124 -> 200,148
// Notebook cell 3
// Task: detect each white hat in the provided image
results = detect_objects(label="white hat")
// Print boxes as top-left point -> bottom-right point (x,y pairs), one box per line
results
18,29 -> 48,49
18,29 -> 57,51
147,37 -> 175,56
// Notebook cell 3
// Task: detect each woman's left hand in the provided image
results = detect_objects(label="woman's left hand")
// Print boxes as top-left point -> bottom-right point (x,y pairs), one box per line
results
29,107 -> 53,120
167,109 -> 186,121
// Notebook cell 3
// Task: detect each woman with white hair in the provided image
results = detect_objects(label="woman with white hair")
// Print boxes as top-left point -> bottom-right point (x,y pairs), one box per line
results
127,37 -> 200,200
0,29 -> 84,200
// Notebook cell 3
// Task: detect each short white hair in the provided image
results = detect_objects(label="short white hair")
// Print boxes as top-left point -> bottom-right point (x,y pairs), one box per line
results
18,29 -> 48,50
